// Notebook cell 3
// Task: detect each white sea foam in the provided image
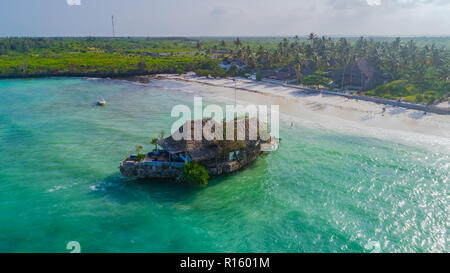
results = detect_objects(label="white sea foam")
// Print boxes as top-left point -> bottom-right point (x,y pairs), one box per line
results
47,185 -> 66,193
89,185 -> 103,191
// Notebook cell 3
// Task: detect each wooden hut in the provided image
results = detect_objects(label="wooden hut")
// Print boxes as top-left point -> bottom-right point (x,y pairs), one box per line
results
120,117 -> 272,180
333,58 -> 383,90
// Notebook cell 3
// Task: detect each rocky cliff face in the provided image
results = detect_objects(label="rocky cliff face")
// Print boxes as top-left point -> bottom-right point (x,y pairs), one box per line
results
208,146 -> 261,176
120,148 -> 262,182
120,163 -> 183,180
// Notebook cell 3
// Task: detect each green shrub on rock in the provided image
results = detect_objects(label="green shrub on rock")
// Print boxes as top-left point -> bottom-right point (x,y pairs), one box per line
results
182,162 -> 210,186
134,153 -> 146,162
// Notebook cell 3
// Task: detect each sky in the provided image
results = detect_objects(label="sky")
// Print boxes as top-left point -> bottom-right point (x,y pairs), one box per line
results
0,0 -> 449,37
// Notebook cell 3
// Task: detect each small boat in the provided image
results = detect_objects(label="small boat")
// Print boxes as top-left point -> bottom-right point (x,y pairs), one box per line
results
97,99 -> 106,106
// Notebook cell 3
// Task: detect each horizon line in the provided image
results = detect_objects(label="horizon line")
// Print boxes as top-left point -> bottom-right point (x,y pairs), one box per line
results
1,34 -> 450,39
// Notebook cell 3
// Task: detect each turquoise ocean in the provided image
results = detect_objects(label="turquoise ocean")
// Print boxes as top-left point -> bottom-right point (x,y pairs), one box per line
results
0,78 -> 448,252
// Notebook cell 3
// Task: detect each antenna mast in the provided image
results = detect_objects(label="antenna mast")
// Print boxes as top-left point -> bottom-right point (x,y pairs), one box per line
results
111,15 -> 116,38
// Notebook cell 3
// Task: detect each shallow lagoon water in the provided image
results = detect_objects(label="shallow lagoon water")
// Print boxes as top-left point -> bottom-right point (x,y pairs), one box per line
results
0,78 -> 448,252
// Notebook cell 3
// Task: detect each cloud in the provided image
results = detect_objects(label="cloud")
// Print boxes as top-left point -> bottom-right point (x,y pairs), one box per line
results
1,0 -> 448,36
66,0 -> 81,6
212,7 -> 226,16
328,0 -> 448,10
366,0 -> 381,6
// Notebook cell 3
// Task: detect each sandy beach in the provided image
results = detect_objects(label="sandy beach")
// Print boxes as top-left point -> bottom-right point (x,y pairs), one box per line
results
149,73 -> 450,140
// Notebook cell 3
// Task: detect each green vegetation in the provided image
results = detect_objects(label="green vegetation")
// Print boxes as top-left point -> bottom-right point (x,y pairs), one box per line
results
133,145 -> 145,161
134,153 -> 146,162
0,37 -> 215,78
0,52 -> 215,78
195,67 -> 228,78
135,145 -> 143,154
0,36 -> 448,104
182,162 -> 210,186
365,79 -> 449,104
301,71 -> 332,88
255,71 -> 262,81
151,138 -> 159,151
219,36 -> 448,104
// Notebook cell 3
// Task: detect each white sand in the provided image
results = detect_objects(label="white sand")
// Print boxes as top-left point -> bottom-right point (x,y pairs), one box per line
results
152,73 -> 450,151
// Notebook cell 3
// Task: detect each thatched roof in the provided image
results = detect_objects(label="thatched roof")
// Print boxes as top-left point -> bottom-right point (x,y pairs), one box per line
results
333,58 -> 383,90
158,117 -> 269,162
224,116 -> 269,141
157,118 -> 221,161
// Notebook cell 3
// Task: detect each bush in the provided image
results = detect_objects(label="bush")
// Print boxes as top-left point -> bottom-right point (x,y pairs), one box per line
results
301,74 -> 331,87
365,80 -> 447,104
182,162 -> 210,186
228,65 -> 239,76
194,67 -> 226,78
134,153 -> 146,162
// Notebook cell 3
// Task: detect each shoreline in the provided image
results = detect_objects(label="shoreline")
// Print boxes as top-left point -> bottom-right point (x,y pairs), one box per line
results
149,73 -> 450,141
0,72 -> 161,80
154,74 -> 450,115
2,73 -> 449,141
2,73 -> 449,114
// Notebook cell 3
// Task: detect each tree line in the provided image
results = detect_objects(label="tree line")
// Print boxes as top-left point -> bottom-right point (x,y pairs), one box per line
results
204,35 -> 449,104
0,36 -> 448,104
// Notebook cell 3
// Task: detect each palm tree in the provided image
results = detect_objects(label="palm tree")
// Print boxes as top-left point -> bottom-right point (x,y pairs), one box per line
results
292,35 -> 300,48
257,45 -> 268,68
348,53 -> 357,90
282,38 -> 289,52
336,38 -> 350,89
135,145 -> 143,155
151,138 -> 159,151
159,130 -> 166,140
294,62 -> 303,84
308,32 -> 316,41
234,38 -> 242,48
